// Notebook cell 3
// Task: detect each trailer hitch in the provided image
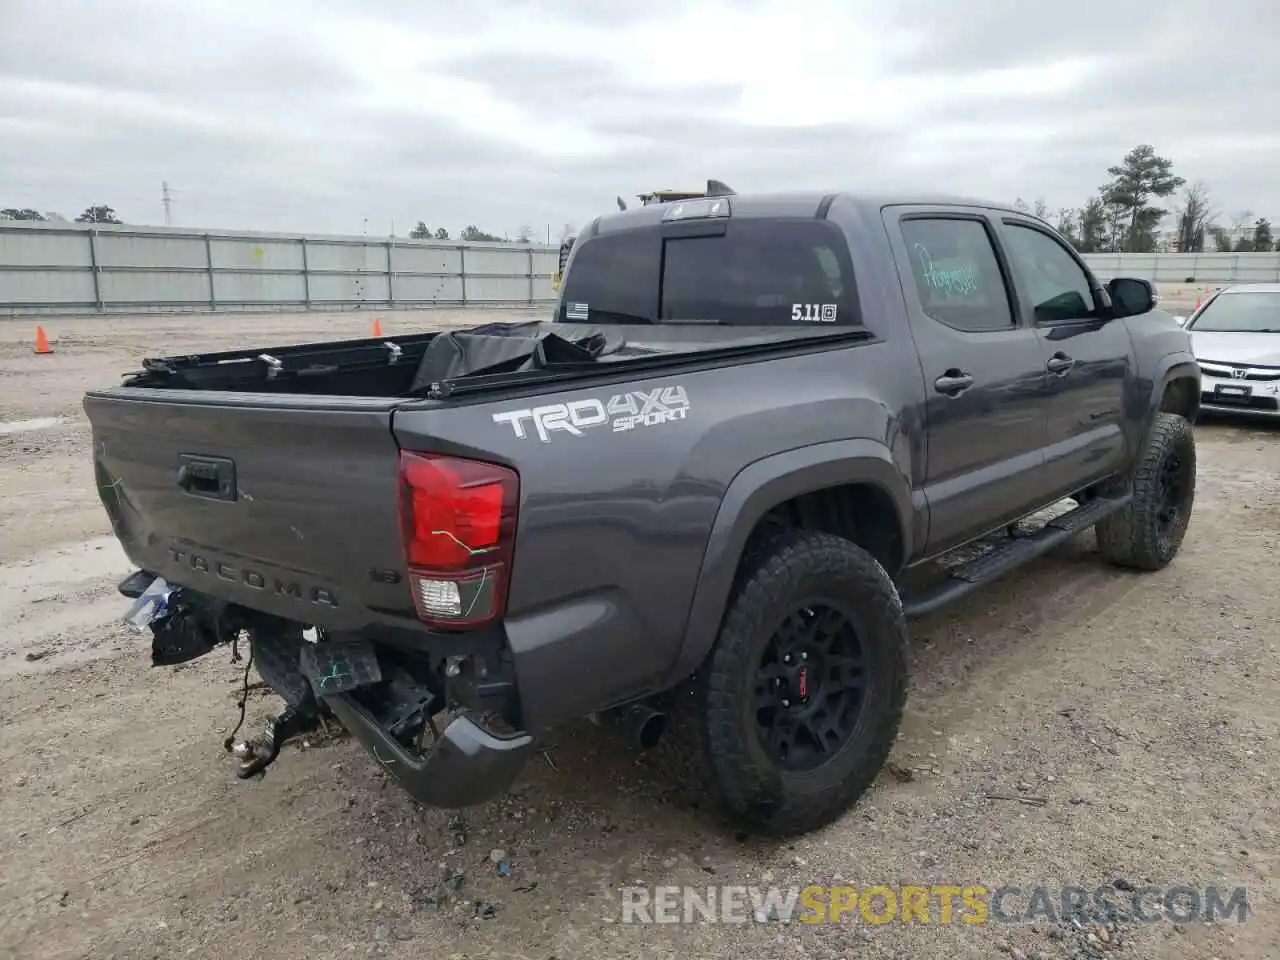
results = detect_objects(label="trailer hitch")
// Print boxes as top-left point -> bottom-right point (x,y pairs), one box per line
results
228,703 -> 321,779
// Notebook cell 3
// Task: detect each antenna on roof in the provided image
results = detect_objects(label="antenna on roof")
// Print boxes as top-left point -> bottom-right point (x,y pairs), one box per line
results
705,179 -> 736,197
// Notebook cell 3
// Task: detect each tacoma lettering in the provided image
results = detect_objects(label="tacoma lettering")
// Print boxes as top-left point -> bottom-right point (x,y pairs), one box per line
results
166,548 -> 338,607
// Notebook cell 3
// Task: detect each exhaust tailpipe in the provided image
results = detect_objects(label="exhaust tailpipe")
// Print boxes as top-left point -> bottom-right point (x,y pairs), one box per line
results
611,702 -> 667,750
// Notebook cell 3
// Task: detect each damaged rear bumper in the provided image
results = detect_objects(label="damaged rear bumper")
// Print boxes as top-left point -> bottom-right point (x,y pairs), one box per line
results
118,568 -> 535,808
321,693 -> 535,808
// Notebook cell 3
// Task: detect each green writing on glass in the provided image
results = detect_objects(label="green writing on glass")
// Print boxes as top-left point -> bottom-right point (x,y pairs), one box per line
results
913,243 -> 980,297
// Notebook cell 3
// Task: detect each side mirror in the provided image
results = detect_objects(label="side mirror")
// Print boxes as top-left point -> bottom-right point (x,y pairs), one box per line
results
1107,277 -> 1156,318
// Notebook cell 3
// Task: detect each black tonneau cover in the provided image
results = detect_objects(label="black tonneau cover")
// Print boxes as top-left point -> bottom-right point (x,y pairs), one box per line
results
120,320 -> 868,398
408,322 -> 632,392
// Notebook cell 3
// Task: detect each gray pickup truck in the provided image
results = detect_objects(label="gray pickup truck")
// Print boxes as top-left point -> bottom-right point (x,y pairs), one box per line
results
85,191 -> 1200,836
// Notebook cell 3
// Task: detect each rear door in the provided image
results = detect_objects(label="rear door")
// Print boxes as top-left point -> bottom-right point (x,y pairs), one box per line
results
994,215 -> 1135,498
883,207 -> 1052,554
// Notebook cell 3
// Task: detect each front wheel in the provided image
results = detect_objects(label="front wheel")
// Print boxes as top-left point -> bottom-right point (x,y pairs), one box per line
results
1095,411 -> 1197,570
696,530 -> 908,837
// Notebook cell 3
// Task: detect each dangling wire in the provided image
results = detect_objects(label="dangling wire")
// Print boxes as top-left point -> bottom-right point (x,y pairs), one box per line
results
223,631 -> 256,752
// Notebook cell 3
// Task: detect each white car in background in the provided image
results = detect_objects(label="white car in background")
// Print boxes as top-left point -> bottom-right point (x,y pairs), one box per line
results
1183,283 -> 1280,419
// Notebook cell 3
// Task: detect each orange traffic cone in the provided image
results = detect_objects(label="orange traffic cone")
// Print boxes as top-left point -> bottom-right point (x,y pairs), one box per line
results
371,318 -> 383,337
33,325 -> 53,355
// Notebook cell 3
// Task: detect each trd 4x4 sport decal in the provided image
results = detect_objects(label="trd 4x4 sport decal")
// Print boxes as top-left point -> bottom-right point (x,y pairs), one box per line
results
492,385 -> 690,443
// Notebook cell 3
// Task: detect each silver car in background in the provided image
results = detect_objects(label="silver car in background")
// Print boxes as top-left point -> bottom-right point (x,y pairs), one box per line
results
1184,283 -> 1280,419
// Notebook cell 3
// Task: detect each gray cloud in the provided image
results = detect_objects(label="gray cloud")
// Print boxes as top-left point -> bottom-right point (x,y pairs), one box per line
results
1,0 -> 1275,238
1,2 -> 354,102
437,50 -> 743,119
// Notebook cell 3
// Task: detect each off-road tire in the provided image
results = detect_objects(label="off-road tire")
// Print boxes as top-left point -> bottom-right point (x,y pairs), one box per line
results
1095,412 -> 1196,570
696,529 -> 908,837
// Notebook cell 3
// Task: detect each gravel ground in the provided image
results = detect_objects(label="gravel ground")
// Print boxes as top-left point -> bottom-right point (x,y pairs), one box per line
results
0,299 -> 1276,960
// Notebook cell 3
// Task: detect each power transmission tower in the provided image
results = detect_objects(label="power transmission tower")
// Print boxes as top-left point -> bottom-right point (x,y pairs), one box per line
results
161,181 -> 173,225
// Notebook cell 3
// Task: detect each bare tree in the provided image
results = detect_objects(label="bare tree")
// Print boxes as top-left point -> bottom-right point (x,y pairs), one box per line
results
1229,210 -> 1256,252
1077,196 -> 1110,253
1254,218 -> 1274,253
1173,182 -> 1215,253
1229,209 -> 1255,233
516,224 -> 533,243
1103,200 -> 1128,252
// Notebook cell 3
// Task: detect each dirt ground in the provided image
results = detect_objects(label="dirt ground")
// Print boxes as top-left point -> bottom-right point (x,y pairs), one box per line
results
1,296 -> 1276,960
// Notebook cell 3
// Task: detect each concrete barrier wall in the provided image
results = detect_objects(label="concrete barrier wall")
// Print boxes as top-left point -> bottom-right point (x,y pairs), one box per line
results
0,221 -> 559,317
1082,251 -> 1280,284
2,220 -> 1277,317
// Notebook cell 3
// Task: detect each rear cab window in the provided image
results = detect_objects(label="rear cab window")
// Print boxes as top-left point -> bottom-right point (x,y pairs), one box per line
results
557,229 -> 659,323
558,218 -> 861,327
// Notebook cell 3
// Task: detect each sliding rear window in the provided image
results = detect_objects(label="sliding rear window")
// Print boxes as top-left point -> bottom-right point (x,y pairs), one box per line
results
559,218 -> 860,327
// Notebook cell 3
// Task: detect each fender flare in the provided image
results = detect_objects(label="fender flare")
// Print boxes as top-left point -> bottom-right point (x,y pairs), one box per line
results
1144,353 -> 1201,431
661,439 -> 913,686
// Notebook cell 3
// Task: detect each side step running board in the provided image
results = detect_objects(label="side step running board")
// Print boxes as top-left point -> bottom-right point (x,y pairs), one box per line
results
901,494 -> 1131,620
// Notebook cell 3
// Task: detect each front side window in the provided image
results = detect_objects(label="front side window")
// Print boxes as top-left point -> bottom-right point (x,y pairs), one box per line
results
1001,222 -> 1096,324
899,217 -> 1014,333
660,220 -> 860,326
1187,291 -> 1280,333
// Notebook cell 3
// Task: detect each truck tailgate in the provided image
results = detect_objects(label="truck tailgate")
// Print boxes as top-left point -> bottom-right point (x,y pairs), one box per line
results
84,390 -> 414,632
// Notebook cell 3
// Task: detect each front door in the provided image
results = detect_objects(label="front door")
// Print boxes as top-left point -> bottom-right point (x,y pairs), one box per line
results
885,209 -> 1052,555
995,217 -> 1135,500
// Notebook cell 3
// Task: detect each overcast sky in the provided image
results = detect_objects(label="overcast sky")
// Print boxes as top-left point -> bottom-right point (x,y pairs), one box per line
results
1,0 -> 1276,239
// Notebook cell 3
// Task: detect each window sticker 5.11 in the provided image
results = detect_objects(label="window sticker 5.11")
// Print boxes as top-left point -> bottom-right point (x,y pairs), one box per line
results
793,303 -> 839,322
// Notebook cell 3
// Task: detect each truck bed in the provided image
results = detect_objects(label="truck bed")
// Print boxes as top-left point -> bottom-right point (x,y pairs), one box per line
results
117,319 -> 854,398
86,319 -> 871,637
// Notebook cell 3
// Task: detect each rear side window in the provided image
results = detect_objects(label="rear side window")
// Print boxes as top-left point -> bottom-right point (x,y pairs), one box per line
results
559,231 -> 658,322
661,220 -> 859,326
899,218 -> 1014,333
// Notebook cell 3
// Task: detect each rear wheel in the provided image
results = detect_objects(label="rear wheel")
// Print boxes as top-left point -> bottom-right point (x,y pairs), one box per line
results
696,530 -> 908,836
1095,412 -> 1197,570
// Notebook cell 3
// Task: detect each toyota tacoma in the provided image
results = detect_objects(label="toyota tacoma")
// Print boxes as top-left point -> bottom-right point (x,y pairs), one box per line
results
85,191 -> 1200,836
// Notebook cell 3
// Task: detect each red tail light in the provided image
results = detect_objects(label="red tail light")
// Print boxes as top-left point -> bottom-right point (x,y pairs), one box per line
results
397,451 -> 519,628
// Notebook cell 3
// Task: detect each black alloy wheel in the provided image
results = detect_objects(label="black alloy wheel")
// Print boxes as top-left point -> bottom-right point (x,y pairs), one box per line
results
753,603 -> 866,772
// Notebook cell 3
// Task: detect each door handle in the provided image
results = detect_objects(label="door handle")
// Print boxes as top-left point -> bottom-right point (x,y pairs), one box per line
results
1046,352 -> 1074,375
177,454 -> 237,501
933,370 -> 975,396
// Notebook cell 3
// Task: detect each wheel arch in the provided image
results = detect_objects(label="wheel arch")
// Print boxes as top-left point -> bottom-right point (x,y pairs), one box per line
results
1146,355 -> 1201,430
661,439 -> 913,687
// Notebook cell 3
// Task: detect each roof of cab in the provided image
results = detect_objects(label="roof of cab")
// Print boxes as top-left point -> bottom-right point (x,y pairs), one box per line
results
588,190 -> 1029,235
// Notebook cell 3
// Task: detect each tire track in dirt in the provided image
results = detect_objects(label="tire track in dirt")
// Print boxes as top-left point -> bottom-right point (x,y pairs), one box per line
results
0,536 -> 133,674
